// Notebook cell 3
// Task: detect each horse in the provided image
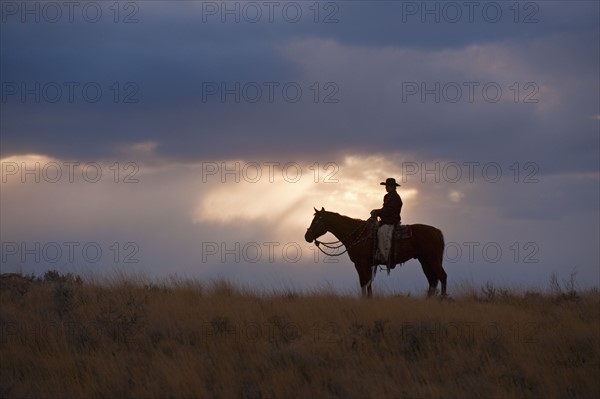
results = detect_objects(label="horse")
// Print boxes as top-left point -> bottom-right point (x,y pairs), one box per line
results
304,207 -> 447,297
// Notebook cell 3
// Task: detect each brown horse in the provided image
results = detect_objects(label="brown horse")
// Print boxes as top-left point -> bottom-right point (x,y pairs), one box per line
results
305,207 -> 447,297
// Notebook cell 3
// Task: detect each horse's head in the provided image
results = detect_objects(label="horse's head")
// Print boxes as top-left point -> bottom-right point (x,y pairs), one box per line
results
305,207 -> 328,243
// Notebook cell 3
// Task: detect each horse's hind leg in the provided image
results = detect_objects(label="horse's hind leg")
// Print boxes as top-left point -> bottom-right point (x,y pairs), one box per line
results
419,259 -> 438,296
432,260 -> 447,296
427,276 -> 438,297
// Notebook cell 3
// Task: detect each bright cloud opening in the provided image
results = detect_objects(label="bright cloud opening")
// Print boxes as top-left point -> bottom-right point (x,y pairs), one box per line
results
192,155 -> 420,239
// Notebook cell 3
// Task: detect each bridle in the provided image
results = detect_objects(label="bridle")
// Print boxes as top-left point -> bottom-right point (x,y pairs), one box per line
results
307,215 -> 374,257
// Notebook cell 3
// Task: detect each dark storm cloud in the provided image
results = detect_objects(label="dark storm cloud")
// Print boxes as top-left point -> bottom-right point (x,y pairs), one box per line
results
1,1 -> 598,172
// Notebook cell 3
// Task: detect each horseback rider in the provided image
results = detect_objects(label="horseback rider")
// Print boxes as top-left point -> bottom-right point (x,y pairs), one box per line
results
370,178 -> 402,270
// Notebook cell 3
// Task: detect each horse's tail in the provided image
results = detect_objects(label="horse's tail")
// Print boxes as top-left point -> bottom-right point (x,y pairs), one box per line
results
439,230 -> 445,264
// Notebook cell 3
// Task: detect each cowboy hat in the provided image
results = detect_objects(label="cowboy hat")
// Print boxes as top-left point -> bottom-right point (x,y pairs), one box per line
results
380,177 -> 400,187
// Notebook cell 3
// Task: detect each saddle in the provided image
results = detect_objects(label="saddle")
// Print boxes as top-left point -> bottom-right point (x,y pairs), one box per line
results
371,222 -> 412,268
394,224 -> 412,240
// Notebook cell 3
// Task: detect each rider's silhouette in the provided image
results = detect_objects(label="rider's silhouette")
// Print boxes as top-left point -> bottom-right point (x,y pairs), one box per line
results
370,177 -> 402,224
370,177 -> 403,270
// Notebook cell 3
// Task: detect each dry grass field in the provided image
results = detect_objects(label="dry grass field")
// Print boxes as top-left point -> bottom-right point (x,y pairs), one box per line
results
1,271 -> 599,399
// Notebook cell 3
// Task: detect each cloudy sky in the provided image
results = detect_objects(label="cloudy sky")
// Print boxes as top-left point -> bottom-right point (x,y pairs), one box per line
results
1,1 -> 598,294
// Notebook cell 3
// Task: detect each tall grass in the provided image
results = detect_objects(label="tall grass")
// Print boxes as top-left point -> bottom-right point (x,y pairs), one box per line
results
1,271 -> 598,398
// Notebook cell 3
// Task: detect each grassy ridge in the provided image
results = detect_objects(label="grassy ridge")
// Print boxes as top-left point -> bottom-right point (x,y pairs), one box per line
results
1,272 -> 599,399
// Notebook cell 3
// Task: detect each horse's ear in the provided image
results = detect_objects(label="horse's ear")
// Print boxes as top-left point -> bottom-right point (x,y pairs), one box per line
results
313,207 -> 318,213
321,207 -> 325,212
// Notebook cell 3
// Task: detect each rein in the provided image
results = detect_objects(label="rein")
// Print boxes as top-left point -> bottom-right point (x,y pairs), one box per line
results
313,218 -> 374,257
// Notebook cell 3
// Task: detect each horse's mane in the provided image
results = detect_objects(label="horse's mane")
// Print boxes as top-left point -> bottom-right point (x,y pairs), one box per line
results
319,210 -> 366,224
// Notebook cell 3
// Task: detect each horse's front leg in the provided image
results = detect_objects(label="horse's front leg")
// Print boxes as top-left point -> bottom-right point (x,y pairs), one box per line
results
360,281 -> 372,298
358,262 -> 374,298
